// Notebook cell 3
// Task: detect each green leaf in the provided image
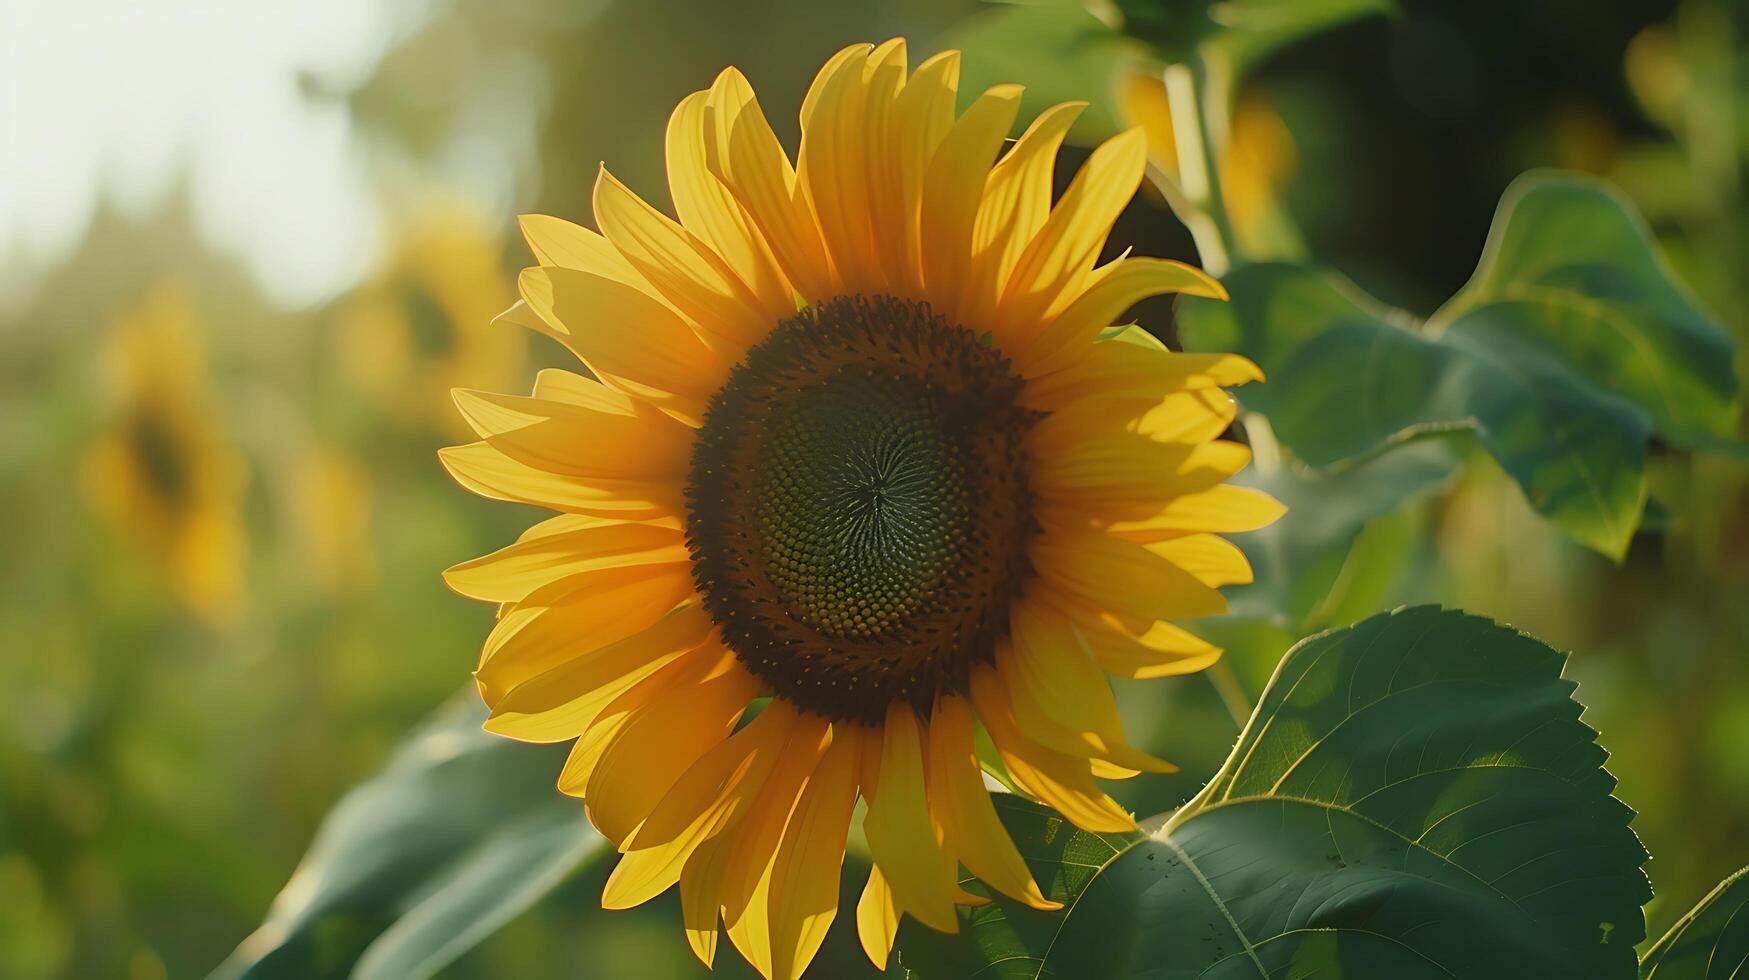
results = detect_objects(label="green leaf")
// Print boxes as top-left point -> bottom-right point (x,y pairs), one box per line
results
895,607 -> 1650,979
214,691 -> 601,980
1433,171 -> 1739,448
1177,171 -> 1742,558
1180,261 -> 1653,558
1222,436 -> 1462,627
1639,866 -> 1749,979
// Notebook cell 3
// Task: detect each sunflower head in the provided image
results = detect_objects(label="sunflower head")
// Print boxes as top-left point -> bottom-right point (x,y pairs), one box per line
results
443,38 -> 1280,980
686,293 -> 1042,723
338,206 -> 523,434
85,286 -> 247,624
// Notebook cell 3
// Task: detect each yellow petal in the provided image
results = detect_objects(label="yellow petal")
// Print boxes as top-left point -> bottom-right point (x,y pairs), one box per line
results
969,102 -> 1085,332
506,512 -> 638,544
721,714 -> 833,978
861,39 -> 911,290
856,864 -> 901,970
484,604 -> 718,742
530,367 -> 630,409
522,374 -> 707,509
1028,427 -> 1238,493
450,386 -> 692,482
505,507 -> 678,541
492,296 -> 553,338
474,567 -> 694,704
604,699 -> 798,910
601,840 -> 695,913
861,703 -> 960,933
799,44 -> 882,294
593,167 -> 773,348
1017,260 -> 1230,377
919,84 -> 1024,312
1032,431 -> 1252,513
924,696 -> 1060,910
766,726 -> 862,980
1101,484 -> 1287,539
681,833 -> 733,967
1062,602 -> 1224,679
800,44 -> 870,127
1004,598 -> 1179,773
1148,533 -> 1255,588
518,213 -> 650,290
1031,526 -> 1227,623
969,666 -> 1136,833
559,646 -> 719,795
443,522 -> 689,603
882,49 -> 960,296
518,265 -> 729,426
585,653 -> 759,844
707,67 -> 834,300
666,90 -> 792,322
1024,346 -> 1258,413
1137,387 -> 1239,445
439,440 -> 682,519
999,127 -> 1149,330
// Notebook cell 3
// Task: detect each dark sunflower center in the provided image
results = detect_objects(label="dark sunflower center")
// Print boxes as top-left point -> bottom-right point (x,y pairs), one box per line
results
685,295 -> 1041,724
759,373 -> 968,637
129,411 -> 192,506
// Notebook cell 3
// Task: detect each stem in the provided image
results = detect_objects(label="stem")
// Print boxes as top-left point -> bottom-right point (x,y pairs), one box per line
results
1162,54 -> 1240,275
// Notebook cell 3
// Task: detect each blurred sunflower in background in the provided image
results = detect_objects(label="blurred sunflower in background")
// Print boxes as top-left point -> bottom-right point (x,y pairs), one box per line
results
338,206 -> 524,436
442,39 -> 1281,980
1120,71 -> 1300,260
84,287 -> 247,625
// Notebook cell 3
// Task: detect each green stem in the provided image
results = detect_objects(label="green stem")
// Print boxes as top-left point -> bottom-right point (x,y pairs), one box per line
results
1162,52 -> 1240,275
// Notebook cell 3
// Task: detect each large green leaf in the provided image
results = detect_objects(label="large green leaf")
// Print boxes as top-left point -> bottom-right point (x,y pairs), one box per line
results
1177,172 -> 1741,559
1433,171 -> 1739,448
213,692 -> 601,980
895,607 -> 1650,979
1639,866 -> 1749,979
1181,261 -> 1653,557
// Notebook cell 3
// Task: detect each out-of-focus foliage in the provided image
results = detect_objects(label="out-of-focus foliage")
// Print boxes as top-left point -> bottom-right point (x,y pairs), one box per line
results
212,694 -> 592,980
2,0 -> 1746,978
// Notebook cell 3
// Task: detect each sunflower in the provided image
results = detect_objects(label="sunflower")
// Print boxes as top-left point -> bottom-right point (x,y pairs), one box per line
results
338,206 -> 524,436
85,287 -> 247,624
442,39 -> 1280,980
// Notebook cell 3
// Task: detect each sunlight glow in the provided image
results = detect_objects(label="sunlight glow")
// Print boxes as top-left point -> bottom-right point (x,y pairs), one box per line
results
0,0 -> 396,307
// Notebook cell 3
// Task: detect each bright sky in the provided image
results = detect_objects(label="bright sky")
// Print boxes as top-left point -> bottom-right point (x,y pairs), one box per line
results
0,0 -> 399,308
